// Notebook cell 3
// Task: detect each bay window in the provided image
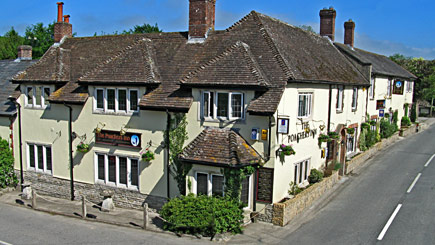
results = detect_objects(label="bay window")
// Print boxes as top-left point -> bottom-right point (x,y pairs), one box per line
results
201,91 -> 244,120
25,85 -> 51,108
94,88 -> 140,114
95,153 -> 139,189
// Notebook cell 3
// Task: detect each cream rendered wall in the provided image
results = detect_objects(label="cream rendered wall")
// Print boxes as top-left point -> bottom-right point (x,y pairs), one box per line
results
272,83 -> 330,203
18,85 -> 170,199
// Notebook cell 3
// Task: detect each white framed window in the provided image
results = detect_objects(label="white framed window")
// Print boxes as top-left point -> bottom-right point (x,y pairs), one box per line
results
336,86 -> 344,111
27,143 -> 52,174
194,172 -> 224,197
406,81 -> 413,93
346,129 -> 357,154
352,87 -> 358,111
24,85 -> 51,108
201,91 -> 244,120
294,159 -> 310,186
240,175 -> 253,209
298,93 -> 312,118
369,77 -> 375,99
387,79 -> 392,97
93,87 -> 140,114
95,153 -> 139,190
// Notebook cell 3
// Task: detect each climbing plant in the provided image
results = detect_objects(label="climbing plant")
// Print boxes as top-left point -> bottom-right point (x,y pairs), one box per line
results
167,114 -> 191,196
222,166 -> 256,203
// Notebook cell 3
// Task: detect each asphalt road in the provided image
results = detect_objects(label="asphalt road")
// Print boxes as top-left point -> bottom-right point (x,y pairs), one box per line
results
282,125 -> 435,244
0,203 -> 203,245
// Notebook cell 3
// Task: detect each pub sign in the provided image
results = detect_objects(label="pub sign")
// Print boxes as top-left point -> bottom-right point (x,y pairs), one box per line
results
96,130 -> 141,148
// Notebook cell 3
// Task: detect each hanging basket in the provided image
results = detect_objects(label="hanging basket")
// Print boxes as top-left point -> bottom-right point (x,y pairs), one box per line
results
141,150 -> 155,162
76,143 -> 90,153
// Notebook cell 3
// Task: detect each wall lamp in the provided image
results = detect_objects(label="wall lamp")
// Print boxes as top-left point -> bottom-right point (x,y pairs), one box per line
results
94,122 -> 106,134
120,124 -> 130,136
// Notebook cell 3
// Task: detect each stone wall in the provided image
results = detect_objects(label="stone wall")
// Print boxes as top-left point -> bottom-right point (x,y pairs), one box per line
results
257,204 -> 273,223
272,171 -> 339,226
21,171 -> 167,210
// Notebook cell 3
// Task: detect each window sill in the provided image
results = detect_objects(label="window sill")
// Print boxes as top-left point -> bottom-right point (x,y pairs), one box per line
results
96,181 -> 139,191
336,110 -> 343,114
201,117 -> 245,123
93,110 -> 139,116
24,105 -> 50,110
27,169 -> 52,175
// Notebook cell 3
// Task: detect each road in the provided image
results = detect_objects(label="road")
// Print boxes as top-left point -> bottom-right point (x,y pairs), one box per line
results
282,124 -> 435,244
0,202 -> 203,245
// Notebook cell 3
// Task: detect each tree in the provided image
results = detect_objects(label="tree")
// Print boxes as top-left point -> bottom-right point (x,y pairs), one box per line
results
299,25 -> 316,34
0,27 -> 25,59
123,23 -> 162,34
0,137 -> 17,189
24,22 -> 55,59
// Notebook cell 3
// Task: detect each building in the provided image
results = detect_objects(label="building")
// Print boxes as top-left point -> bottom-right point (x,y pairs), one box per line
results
9,1 -> 413,219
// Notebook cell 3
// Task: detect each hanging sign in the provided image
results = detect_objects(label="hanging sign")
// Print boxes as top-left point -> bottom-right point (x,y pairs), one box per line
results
96,130 -> 141,148
379,109 -> 385,117
251,128 -> 259,140
277,118 -> 289,134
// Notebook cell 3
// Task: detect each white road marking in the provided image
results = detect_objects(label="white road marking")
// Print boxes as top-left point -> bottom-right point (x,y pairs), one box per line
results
424,154 -> 435,167
0,240 -> 13,245
377,204 -> 402,241
407,173 -> 422,193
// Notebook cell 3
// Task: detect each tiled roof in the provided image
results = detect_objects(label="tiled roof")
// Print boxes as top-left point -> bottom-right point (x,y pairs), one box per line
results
334,43 -> 417,80
179,127 -> 262,167
0,59 -> 37,115
12,11 -> 369,113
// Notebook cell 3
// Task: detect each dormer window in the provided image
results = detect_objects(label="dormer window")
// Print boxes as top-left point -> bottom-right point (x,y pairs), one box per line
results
94,87 -> 139,114
201,91 -> 244,120
25,85 -> 51,109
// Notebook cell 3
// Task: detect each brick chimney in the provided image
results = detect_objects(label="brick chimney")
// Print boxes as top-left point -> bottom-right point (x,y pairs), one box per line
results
17,45 -> 32,61
319,7 -> 336,41
54,2 -> 72,43
344,19 -> 355,47
188,0 -> 216,40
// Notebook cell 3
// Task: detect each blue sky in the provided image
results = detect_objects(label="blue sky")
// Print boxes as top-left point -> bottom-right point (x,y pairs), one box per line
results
1,0 -> 434,59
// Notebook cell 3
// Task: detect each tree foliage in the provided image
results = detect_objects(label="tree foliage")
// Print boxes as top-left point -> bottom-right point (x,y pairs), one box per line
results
24,22 -> 55,59
0,137 -> 17,189
0,27 -> 25,60
123,23 -> 162,34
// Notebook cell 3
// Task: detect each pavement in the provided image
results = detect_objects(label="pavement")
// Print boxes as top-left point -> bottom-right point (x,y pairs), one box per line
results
0,117 -> 434,244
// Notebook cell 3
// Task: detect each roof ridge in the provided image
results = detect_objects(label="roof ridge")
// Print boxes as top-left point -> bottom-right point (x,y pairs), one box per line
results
228,131 -> 240,165
238,41 -> 271,87
226,11 -> 256,31
79,38 -> 154,81
12,46 -> 58,81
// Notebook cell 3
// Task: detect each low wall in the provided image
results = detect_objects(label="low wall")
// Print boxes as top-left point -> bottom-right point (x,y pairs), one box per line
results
272,171 -> 339,226
20,171 -> 167,210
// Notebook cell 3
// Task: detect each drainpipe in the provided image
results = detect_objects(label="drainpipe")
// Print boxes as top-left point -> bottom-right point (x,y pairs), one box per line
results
267,116 -> 272,162
166,110 -> 171,199
63,103 -> 74,201
327,85 -> 332,133
8,97 -> 24,191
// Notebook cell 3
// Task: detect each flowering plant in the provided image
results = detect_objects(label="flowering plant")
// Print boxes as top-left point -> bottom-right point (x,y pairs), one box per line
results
141,148 -> 155,162
279,144 -> 296,157
76,142 -> 90,153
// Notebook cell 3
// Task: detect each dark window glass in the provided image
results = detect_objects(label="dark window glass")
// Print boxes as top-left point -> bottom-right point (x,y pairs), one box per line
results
299,163 -> 303,184
209,92 -> 214,117
107,89 -> 115,110
46,147 -> 52,171
98,155 -> 105,181
212,175 -> 224,197
27,87 -> 33,105
241,176 -> 249,205
217,93 -> 229,117
130,90 -> 138,111
203,92 -> 209,117
35,87 -> 42,106
44,88 -> 50,105
131,159 -> 138,186
197,173 -> 208,196
96,90 -> 104,109
29,144 -> 35,168
304,161 -> 309,181
294,165 -> 297,183
108,156 -> 116,183
118,90 -> 127,111
231,94 -> 243,118
119,157 -> 127,185
37,145 -> 43,170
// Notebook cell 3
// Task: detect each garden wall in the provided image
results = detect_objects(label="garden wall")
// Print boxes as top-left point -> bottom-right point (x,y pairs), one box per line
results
272,171 -> 339,226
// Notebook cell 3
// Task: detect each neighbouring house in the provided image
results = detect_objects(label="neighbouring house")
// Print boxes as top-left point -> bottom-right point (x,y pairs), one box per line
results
9,1 -> 414,222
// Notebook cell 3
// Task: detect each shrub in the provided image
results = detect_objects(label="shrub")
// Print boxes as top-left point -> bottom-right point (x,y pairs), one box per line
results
160,194 -> 244,236
0,137 -> 17,189
359,128 -> 367,151
401,116 -> 411,127
288,181 -> 303,196
410,104 -> 417,122
380,118 -> 397,138
308,169 -> 324,184
365,129 -> 378,148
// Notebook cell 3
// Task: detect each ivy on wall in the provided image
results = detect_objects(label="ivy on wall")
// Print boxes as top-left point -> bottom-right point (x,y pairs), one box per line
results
222,166 -> 256,202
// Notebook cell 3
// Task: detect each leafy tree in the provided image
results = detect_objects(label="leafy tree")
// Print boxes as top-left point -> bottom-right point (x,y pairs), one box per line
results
0,27 -> 25,59
299,25 -> 316,33
0,137 -> 17,189
123,23 -> 162,34
24,22 -> 55,59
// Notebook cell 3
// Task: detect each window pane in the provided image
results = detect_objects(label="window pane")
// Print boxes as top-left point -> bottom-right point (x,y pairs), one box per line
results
241,176 -> 249,204
197,173 -> 208,196
44,88 -> 50,105
96,90 -> 104,109
107,89 -> 115,110
118,90 -> 127,111
131,159 -> 139,186
35,87 -> 42,106
98,155 -> 105,181
27,87 -> 33,105
212,175 -> 224,197
294,165 -> 297,183
203,92 -> 209,117
299,163 -> 303,183
130,90 -> 138,111
231,94 -> 243,118
352,88 -> 357,108
37,145 -> 43,170
217,93 -> 229,117
210,92 -> 214,117
46,147 -> 52,171
304,161 -> 309,181
108,156 -> 116,183
298,95 -> 304,117
119,157 -> 127,185
29,145 -> 35,168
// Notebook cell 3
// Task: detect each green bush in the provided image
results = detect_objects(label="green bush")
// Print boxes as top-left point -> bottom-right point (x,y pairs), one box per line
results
365,129 -> 378,148
160,194 -> 244,236
410,104 -> 417,122
380,118 -> 397,138
0,137 -> 17,189
288,181 -> 303,196
308,169 -> 324,184
359,128 -> 368,151
401,116 -> 411,127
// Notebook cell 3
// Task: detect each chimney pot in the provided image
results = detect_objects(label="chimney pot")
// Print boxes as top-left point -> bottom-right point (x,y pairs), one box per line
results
188,0 -> 216,40
344,20 -> 356,47
17,45 -> 32,61
319,8 -> 336,41
57,2 -> 64,23
54,3 -> 72,43
64,15 -> 70,23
